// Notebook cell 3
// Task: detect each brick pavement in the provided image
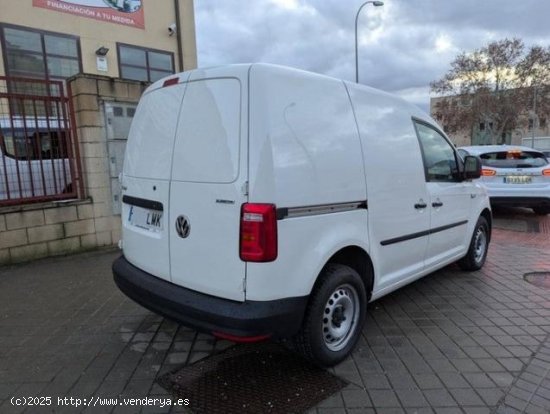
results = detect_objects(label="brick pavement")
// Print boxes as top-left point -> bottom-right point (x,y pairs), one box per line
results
0,213 -> 549,413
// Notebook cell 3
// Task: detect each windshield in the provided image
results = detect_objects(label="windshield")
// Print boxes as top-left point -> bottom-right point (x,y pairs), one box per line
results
479,150 -> 548,169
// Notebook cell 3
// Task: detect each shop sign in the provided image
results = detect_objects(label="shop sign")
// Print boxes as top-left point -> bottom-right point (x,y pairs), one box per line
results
32,0 -> 145,29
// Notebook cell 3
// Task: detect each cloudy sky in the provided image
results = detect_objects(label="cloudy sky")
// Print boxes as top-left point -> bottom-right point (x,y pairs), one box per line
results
193,0 -> 550,112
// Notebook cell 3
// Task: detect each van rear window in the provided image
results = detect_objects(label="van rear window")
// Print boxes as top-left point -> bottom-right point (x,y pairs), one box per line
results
171,78 -> 241,183
479,150 -> 548,169
124,84 -> 185,180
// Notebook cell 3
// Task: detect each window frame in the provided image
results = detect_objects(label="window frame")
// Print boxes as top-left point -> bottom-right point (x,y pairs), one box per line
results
117,42 -> 175,83
0,23 -> 82,81
412,117 -> 462,183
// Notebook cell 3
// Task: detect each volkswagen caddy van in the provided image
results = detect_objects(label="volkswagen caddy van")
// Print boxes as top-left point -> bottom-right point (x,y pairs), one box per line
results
113,64 -> 491,366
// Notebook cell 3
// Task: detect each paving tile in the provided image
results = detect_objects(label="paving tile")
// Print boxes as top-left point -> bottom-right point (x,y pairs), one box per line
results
462,373 -> 495,388
386,371 -> 417,389
476,388 -> 504,406
432,408 -> 462,414
0,383 -> 19,400
437,372 -> 470,389
474,358 -> 506,373
412,374 -> 443,390
341,388 -> 372,408
422,389 -> 457,407
450,358 -> 481,373
361,373 -> 392,389
368,389 -> 401,408
404,408 -> 434,414
505,393 -> 531,411
394,388 -> 428,408
530,394 -> 550,410
524,403 -> 550,414
375,409 -> 406,414
448,388 -> 484,406
463,408 -> 491,414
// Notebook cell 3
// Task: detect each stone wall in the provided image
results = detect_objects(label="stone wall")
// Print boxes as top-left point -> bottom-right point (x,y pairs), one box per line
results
0,74 -> 147,265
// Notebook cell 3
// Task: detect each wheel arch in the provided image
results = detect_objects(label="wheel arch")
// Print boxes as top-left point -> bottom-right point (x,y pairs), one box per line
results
480,208 -> 492,242
314,245 -> 374,301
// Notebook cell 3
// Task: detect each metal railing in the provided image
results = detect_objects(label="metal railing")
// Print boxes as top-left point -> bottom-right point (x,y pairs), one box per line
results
0,76 -> 83,206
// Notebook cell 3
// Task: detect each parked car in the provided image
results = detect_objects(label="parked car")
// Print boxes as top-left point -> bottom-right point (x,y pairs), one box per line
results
0,116 -> 72,202
113,64 -> 491,367
458,145 -> 550,215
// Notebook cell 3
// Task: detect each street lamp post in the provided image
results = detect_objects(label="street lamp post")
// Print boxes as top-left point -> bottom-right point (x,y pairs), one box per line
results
531,85 -> 537,149
355,1 -> 384,83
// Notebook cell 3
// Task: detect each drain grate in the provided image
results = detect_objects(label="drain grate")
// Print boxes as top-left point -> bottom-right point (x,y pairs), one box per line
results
157,342 -> 347,414
524,272 -> 550,289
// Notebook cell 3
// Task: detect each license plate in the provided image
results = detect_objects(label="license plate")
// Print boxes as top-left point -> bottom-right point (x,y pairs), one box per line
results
504,176 -> 532,184
128,205 -> 163,231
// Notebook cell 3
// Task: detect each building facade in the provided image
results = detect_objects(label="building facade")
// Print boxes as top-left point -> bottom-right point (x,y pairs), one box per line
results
0,0 -> 197,80
0,0 -> 197,264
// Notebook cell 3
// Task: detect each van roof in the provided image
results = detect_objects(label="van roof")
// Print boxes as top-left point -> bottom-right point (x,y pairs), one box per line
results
146,63 -> 435,126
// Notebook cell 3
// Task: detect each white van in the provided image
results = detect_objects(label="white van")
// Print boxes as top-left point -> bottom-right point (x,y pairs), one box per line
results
113,64 -> 491,366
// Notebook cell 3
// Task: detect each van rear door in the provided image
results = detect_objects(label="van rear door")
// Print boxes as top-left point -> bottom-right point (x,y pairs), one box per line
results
169,75 -> 247,302
121,75 -> 190,282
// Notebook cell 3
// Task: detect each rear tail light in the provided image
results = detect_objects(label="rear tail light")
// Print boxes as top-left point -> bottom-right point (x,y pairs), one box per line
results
542,169 -> 550,176
239,203 -> 277,262
481,168 -> 496,176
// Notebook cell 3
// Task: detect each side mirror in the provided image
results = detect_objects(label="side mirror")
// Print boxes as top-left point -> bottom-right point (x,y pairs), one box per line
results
463,155 -> 482,180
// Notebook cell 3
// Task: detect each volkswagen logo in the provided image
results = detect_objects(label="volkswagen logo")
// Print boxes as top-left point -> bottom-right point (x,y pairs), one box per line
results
175,215 -> 191,238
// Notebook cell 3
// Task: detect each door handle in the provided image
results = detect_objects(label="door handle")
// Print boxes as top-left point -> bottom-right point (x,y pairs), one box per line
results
414,200 -> 427,209
432,201 -> 443,208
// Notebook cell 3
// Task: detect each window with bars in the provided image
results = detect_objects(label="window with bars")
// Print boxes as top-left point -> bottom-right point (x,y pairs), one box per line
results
117,43 -> 175,83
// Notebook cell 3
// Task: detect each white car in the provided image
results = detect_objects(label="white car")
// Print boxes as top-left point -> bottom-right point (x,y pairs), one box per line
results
458,145 -> 550,215
113,64 -> 491,367
0,117 -> 72,202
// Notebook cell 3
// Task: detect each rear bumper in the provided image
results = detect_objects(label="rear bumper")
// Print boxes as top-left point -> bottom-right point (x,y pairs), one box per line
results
490,196 -> 550,208
484,184 -> 550,207
112,255 -> 308,339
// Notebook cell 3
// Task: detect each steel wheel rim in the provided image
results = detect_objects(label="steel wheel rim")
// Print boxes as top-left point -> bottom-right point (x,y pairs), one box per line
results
473,226 -> 487,264
322,283 -> 360,352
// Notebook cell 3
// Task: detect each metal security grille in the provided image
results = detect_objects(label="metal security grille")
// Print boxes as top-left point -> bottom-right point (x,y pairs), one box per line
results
157,343 -> 348,414
0,76 -> 83,206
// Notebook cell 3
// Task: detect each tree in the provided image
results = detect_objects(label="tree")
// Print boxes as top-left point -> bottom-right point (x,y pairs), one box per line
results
431,38 -> 550,145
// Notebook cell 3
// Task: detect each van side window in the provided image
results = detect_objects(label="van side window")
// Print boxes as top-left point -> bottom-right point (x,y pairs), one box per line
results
414,121 -> 459,182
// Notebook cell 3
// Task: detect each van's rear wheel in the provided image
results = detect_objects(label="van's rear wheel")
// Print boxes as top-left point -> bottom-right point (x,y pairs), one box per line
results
458,216 -> 489,271
294,264 -> 366,367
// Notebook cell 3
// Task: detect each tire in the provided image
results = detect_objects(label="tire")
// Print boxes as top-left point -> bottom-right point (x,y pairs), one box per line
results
458,216 -> 489,271
533,206 -> 550,215
293,264 -> 367,367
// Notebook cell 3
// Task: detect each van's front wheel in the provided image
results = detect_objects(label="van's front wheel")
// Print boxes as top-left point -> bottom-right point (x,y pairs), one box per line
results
458,216 -> 489,271
294,264 -> 366,367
